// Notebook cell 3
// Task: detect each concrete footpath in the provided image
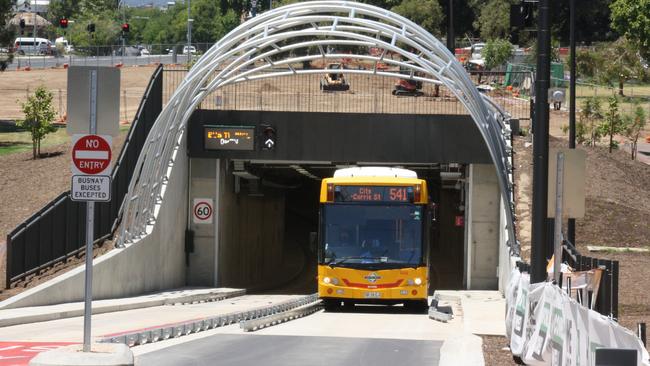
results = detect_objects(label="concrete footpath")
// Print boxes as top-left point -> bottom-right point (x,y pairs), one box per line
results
0,288 -> 244,327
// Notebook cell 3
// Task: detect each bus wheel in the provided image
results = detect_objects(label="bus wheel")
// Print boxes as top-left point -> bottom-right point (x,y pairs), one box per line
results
322,299 -> 341,312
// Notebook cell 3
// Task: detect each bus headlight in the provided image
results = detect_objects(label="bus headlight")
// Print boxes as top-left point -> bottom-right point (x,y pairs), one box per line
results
331,277 -> 339,285
414,277 -> 422,285
323,277 -> 331,284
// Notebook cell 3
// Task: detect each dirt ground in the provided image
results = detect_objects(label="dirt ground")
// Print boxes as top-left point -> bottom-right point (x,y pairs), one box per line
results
0,133 -> 128,290
0,65 -> 158,122
483,108 -> 650,362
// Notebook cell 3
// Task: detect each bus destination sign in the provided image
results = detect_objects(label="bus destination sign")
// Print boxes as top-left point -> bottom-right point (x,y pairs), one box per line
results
205,126 -> 255,151
335,186 -> 412,202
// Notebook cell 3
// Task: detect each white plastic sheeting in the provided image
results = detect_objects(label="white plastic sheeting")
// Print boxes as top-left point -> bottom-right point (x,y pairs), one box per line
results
505,273 -> 650,366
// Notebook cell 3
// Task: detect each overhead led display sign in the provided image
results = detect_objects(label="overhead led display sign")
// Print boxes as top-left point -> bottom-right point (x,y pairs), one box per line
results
335,186 -> 412,202
204,126 -> 255,151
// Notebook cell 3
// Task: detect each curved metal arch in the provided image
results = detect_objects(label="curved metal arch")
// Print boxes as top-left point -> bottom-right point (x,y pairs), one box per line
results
118,1 -> 518,255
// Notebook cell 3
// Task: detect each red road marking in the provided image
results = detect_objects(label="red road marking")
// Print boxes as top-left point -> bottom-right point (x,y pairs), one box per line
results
0,342 -> 74,366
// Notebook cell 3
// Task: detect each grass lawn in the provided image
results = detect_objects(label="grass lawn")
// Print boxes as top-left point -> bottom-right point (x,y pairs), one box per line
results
575,83 -> 650,99
0,124 -> 131,156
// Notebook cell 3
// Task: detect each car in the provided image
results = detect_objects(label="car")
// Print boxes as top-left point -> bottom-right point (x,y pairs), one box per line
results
182,45 -> 196,54
13,37 -> 52,55
54,37 -> 73,53
114,46 -> 141,57
136,45 -> 150,56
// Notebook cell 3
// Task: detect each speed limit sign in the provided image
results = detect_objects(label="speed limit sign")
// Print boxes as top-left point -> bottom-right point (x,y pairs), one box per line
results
193,198 -> 213,224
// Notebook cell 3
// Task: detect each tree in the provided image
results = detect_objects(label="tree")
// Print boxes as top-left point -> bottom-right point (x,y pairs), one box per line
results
391,0 -> 444,37
17,87 -> 57,159
579,97 -> 604,146
551,0 -> 615,44
610,0 -> 650,61
601,96 -> 625,153
0,0 -> 15,71
597,38 -> 646,96
473,0 -> 512,40
67,9 -> 120,50
575,48 -> 604,80
622,103 -> 647,160
483,38 -> 512,70
48,0 -> 78,23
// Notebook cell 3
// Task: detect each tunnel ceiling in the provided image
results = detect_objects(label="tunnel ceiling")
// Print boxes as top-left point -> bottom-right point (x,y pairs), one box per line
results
119,1 -> 517,255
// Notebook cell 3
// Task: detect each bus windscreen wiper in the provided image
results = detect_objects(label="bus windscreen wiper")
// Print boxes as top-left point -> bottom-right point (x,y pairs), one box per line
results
328,256 -> 361,267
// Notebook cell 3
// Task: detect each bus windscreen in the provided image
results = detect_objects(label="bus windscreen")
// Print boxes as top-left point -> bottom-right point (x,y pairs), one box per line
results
321,204 -> 423,267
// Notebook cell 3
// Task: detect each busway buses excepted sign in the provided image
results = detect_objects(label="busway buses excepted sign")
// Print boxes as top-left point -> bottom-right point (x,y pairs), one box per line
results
71,175 -> 111,202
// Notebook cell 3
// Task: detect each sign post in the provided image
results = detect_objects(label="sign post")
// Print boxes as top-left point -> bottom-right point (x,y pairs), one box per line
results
67,66 -> 119,353
82,69 -> 98,352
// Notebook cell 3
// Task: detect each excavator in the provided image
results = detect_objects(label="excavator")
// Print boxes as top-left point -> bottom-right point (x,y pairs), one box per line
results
320,63 -> 350,91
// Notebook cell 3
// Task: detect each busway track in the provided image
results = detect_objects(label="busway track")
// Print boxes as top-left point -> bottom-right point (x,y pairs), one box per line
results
99,294 -> 320,347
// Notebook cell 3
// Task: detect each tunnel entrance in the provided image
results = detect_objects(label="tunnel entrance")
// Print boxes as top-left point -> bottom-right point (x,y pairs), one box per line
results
188,158 -> 469,295
185,110 -> 501,292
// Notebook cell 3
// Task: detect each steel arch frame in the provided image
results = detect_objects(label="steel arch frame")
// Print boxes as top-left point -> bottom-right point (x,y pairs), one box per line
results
118,1 -> 518,255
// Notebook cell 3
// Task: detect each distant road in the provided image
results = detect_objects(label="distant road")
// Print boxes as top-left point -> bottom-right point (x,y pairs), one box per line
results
5,54 -> 186,70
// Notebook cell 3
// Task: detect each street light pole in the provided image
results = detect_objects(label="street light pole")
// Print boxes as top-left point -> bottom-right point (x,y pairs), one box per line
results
187,0 -> 193,64
531,0 -> 552,283
446,0 -> 455,53
567,0 -> 577,245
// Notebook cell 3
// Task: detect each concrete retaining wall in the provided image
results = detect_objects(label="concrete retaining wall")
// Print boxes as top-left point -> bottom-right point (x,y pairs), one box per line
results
0,135 -> 188,309
467,164 -> 500,290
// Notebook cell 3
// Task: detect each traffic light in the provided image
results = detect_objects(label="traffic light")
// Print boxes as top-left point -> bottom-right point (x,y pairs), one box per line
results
121,23 -> 130,33
87,23 -> 95,33
19,18 -> 25,29
59,18 -> 68,28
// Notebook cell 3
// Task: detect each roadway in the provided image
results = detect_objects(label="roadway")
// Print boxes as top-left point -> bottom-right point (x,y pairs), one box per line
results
0,290 -> 499,365
133,305 -> 449,366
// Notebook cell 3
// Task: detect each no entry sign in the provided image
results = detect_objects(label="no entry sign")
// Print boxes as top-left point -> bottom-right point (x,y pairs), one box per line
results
71,134 -> 112,175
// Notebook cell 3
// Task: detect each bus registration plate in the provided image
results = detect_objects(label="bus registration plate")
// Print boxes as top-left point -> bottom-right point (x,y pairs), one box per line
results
364,291 -> 381,298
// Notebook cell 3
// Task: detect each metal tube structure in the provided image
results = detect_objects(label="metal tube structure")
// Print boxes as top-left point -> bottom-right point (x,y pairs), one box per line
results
567,0 -> 576,245
117,1 -> 520,263
83,69 -> 98,353
531,0 -> 552,283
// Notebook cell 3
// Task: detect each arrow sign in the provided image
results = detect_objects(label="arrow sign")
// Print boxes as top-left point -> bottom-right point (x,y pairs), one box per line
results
71,134 -> 112,175
262,126 -> 276,151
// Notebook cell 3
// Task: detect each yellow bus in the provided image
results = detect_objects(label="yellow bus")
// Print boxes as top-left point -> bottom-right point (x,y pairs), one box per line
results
318,167 -> 429,310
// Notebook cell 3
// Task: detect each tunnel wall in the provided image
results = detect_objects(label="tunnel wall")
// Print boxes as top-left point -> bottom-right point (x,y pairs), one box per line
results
0,136 -> 188,309
466,164 -> 500,290
187,158 -> 218,286
217,166 -> 286,288
188,111 -> 492,164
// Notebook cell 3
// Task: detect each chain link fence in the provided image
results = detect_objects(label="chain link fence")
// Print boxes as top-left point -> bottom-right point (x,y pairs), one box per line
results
163,66 -> 531,120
